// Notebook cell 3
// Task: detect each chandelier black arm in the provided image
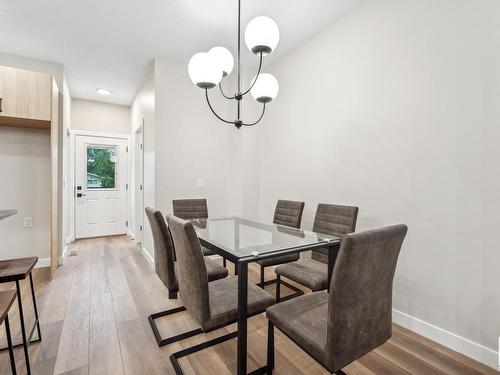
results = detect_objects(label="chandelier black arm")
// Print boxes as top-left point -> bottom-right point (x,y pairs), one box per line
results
242,103 -> 266,127
218,82 -> 236,99
240,52 -> 263,97
205,89 -> 234,124
217,52 -> 263,100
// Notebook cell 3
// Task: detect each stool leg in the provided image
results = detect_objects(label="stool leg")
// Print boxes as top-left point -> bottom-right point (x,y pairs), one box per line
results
276,275 -> 281,303
5,315 -> 17,375
29,272 -> 42,341
16,280 -> 31,375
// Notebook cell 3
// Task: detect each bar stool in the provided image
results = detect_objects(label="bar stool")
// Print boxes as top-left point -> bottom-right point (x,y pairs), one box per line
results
0,257 -> 41,375
0,290 -> 18,374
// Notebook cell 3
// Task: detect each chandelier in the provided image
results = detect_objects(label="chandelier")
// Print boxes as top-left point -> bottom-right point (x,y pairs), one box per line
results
187,0 -> 279,129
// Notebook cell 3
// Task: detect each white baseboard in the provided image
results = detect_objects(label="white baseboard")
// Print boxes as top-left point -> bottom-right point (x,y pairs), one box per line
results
128,230 -> 136,240
59,245 -> 69,265
141,247 -> 155,269
393,308 -> 499,370
35,258 -> 50,268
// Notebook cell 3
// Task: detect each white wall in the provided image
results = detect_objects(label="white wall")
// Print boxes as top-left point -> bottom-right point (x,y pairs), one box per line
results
0,128 -> 51,263
249,0 -> 499,367
71,99 -> 130,135
153,59 -> 244,219
130,65 -> 155,260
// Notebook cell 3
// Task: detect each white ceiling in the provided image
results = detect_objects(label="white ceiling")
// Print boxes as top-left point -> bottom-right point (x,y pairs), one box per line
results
0,0 -> 359,105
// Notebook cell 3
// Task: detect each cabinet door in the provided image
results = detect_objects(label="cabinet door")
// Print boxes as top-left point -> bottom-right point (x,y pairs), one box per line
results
0,65 -> 18,118
0,65 -> 52,121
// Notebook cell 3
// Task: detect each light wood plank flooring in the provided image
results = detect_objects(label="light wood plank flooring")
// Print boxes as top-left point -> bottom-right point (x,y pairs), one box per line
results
0,235 -> 497,375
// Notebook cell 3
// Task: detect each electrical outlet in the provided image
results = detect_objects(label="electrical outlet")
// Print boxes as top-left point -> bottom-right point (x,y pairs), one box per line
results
24,217 -> 33,228
196,178 -> 205,189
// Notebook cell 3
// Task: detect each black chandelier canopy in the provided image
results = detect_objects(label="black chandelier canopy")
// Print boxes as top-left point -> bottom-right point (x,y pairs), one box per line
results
188,0 -> 279,129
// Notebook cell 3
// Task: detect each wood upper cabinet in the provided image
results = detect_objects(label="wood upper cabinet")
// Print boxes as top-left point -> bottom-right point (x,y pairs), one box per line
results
0,65 -> 52,128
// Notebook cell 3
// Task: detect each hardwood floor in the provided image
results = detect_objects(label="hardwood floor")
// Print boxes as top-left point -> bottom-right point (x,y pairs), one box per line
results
0,235 -> 497,375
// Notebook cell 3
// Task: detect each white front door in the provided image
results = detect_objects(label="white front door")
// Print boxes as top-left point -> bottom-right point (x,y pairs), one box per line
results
75,135 -> 128,239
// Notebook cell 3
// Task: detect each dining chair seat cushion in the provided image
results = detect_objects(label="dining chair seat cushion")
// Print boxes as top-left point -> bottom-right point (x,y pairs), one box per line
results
275,259 -> 328,291
171,258 -> 228,292
202,246 -> 217,256
203,276 -> 275,331
256,252 -> 299,267
266,291 -> 329,367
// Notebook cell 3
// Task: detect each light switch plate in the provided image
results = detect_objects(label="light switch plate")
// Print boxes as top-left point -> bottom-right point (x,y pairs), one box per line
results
24,217 -> 33,228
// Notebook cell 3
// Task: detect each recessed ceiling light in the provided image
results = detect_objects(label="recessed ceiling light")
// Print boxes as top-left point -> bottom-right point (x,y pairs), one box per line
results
96,88 -> 112,95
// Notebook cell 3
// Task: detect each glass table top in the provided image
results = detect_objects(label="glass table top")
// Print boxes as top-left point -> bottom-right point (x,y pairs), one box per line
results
190,217 -> 340,260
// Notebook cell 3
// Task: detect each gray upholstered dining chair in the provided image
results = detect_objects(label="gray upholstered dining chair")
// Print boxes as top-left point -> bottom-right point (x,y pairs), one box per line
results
256,199 -> 305,291
172,198 -> 219,258
145,207 -> 228,347
166,214 -> 275,375
265,224 -> 408,374
275,203 -> 358,301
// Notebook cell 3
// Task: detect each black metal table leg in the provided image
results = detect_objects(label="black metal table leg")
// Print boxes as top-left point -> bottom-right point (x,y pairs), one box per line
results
237,261 -> 248,375
15,280 -> 31,375
4,315 -> 16,375
327,243 -> 340,292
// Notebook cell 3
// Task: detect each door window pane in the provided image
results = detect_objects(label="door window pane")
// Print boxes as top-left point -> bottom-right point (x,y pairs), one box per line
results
86,145 -> 117,189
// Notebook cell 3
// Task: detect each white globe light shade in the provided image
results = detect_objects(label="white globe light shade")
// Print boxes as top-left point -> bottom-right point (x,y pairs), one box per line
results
208,47 -> 234,76
250,73 -> 279,103
188,52 -> 223,89
245,16 -> 280,55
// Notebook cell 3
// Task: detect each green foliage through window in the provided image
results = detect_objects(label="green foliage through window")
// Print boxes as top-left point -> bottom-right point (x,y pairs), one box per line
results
87,146 -> 117,189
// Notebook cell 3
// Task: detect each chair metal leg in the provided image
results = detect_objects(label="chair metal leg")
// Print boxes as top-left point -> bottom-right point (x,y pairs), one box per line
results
168,290 -> 178,299
148,306 -> 203,347
267,321 -> 274,373
275,276 -> 281,303
4,315 -> 16,375
170,331 -> 238,375
260,265 -> 265,288
223,258 -> 227,268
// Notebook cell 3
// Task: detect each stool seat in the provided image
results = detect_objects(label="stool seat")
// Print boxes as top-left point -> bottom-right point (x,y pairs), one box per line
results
0,257 -> 38,283
0,290 -> 16,323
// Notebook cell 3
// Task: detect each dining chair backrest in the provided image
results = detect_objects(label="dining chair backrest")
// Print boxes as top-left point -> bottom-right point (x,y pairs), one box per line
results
311,203 -> 359,263
145,207 -> 177,291
166,214 -> 210,325
273,200 -> 305,229
325,224 -> 407,371
172,199 -> 208,220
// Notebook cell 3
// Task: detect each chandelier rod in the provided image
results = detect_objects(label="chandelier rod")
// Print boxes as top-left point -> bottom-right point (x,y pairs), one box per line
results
237,0 -> 241,121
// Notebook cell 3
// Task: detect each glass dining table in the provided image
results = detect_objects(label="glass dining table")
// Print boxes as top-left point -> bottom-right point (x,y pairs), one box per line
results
191,217 -> 341,375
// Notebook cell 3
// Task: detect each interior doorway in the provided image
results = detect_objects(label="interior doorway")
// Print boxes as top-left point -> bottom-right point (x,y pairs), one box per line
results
75,133 -> 128,239
135,123 -> 144,244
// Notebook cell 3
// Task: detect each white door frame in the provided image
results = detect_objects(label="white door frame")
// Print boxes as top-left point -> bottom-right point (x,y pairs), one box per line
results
134,122 -> 144,244
71,129 -> 130,239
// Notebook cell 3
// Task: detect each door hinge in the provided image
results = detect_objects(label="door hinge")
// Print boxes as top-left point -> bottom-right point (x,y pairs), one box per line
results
140,184 -> 143,190
126,183 -> 128,190
140,225 -> 143,231
140,144 -> 143,150
126,146 -> 129,152
126,220 -> 128,227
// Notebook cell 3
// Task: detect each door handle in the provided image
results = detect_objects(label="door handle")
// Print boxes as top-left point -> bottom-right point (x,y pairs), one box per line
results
0,98 -> 3,113
77,193 -> 87,198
